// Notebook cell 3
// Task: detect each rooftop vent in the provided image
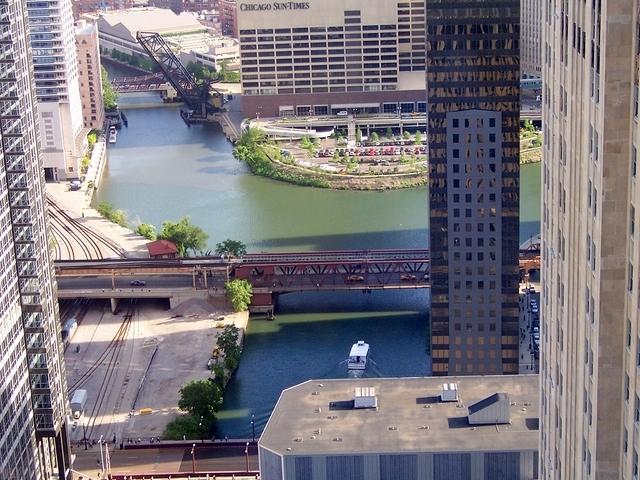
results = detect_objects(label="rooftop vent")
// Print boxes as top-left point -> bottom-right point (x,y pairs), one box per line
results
440,383 -> 459,402
467,393 -> 510,425
354,387 -> 378,409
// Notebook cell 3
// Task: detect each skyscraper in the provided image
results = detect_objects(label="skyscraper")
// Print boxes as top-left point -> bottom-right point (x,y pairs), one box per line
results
540,0 -> 636,478
28,0 -> 86,181
426,0 -> 520,376
0,2 -> 71,479
520,0 -> 542,78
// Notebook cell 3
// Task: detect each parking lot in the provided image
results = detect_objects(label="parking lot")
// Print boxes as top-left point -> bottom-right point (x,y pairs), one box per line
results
519,285 -> 540,373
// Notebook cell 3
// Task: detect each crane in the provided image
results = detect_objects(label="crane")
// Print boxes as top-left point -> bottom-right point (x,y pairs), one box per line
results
136,31 -> 224,123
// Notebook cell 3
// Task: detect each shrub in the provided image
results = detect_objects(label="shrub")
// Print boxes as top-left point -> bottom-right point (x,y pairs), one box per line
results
224,279 -> 253,312
136,223 -> 156,240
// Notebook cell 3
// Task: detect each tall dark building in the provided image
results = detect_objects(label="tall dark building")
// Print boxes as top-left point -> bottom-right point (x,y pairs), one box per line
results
426,0 -> 520,376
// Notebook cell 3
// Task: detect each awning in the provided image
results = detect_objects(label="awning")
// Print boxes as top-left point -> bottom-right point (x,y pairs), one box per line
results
330,102 -> 380,108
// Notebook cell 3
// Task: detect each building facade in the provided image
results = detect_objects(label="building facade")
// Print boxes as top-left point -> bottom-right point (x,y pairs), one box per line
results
75,20 -> 105,130
28,0 -> 86,180
426,0 -> 520,376
0,1 -> 72,479
237,0 -> 427,118
219,0 -> 237,38
520,0 -> 542,77
71,0 -> 133,20
540,0 -> 637,478
259,376 -> 540,480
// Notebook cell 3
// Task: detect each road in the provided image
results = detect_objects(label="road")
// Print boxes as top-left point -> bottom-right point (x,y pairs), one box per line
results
72,444 -> 259,478
57,274 -> 195,291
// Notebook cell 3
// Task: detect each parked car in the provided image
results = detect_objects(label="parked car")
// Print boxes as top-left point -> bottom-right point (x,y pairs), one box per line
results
130,280 -> 146,287
69,180 -> 82,191
336,110 -> 349,116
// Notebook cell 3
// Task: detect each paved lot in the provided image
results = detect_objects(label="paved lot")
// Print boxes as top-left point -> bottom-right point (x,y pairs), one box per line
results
65,299 -> 247,446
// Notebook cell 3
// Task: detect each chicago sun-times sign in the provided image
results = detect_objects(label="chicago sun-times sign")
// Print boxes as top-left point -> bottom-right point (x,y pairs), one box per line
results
239,1 -> 310,10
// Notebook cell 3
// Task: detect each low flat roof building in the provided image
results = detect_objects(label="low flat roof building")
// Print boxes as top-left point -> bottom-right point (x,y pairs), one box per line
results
259,375 -> 539,480
91,8 -> 239,69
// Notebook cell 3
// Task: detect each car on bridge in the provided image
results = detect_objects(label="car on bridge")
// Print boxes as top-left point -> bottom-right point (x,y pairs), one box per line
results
347,275 -> 364,282
130,280 -> 146,286
400,274 -> 416,281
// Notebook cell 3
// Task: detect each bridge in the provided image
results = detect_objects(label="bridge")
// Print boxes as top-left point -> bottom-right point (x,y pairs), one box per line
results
54,249 -> 540,314
111,73 -> 171,93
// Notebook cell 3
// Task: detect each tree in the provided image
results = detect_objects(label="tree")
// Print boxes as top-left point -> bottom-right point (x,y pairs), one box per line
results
370,131 -> 379,142
158,217 -> 208,256
101,66 -> 118,111
414,131 -> 422,145
178,379 -> 223,422
356,128 -> 362,143
136,223 -> 156,240
402,131 -> 411,140
386,127 -> 393,139
215,239 -> 247,258
217,324 -> 240,357
225,279 -> 253,312
237,127 -> 266,148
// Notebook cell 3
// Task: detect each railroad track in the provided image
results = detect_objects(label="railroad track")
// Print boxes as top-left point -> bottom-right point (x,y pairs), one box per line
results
81,300 -> 137,440
47,196 -> 124,260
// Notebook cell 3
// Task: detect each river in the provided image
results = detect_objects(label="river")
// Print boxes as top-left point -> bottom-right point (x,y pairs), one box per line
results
94,92 -> 541,437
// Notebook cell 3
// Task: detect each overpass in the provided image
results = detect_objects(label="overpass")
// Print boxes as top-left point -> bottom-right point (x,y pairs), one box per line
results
54,249 -> 540,314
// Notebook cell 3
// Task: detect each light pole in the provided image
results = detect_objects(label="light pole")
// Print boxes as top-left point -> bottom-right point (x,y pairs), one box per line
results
251,414 -> 255,443
245,441 -> 249,472
82,420 -> 88,450
199,415 -> 204,444
191,443 -> 196,473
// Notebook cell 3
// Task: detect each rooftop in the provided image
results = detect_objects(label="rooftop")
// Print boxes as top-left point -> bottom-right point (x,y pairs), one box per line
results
146,240 -> 178,256
96,8 -> 206,39
260,375 -> 539,456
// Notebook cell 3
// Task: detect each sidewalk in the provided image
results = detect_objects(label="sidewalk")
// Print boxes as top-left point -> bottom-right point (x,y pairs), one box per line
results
45,140 -> 150,259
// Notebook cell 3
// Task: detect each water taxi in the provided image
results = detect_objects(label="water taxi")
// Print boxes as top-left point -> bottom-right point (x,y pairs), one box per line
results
347,340 -> 369,370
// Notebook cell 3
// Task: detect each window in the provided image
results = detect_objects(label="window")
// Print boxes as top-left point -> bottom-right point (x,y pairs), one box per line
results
632,205 -> 636,237
629,263 -> 634,292
633,146 -> 638,177
628,319 -> 632,348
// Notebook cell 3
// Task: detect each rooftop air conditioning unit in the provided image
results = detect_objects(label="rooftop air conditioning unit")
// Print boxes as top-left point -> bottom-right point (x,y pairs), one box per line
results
441,383 -> 459,402
354,387 -> 378,409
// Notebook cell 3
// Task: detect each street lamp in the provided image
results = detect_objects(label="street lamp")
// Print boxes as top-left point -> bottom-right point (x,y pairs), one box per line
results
82,419 -> 88,450
245,441 -> 249,472
199,416 -> 204,444
191,443 -> 196,473
251,414 -> 255,443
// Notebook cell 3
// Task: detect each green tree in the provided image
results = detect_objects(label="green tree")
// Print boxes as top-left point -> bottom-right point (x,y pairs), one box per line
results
356,128 -> 362,143
217,61 -> 241,83
178,379 -> 223,422
158,217 -> 209,256
237,127 -> 266,148
217,324 -> 240,357
215,239 -> 247,258
101,66 -> 118,111
370,131 -> 379,142
403,131 -> 411,140
136,223 -> 157,240
414,131 -> 422,145
224,279 -> 253,312
386,127 -> 393,139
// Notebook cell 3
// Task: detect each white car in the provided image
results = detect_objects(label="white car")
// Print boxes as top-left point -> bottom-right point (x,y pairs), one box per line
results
336,110 -> 348,116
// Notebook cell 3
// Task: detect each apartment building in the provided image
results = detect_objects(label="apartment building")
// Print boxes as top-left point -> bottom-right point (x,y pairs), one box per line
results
237,0 -> 427,118
219,0 -> 238,38
75,20 -> 105,130
426,0 -> 521,376
540,0 -> 640,478
0,1 -> 72,478
28,0 -> 87,181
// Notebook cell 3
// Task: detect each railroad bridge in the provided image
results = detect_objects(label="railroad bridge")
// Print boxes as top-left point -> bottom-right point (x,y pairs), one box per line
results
110,74 -> 174,95
54,249 -> 540,314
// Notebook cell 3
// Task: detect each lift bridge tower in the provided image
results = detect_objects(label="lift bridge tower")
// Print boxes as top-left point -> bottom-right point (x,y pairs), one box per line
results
136,31 -> 224,124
